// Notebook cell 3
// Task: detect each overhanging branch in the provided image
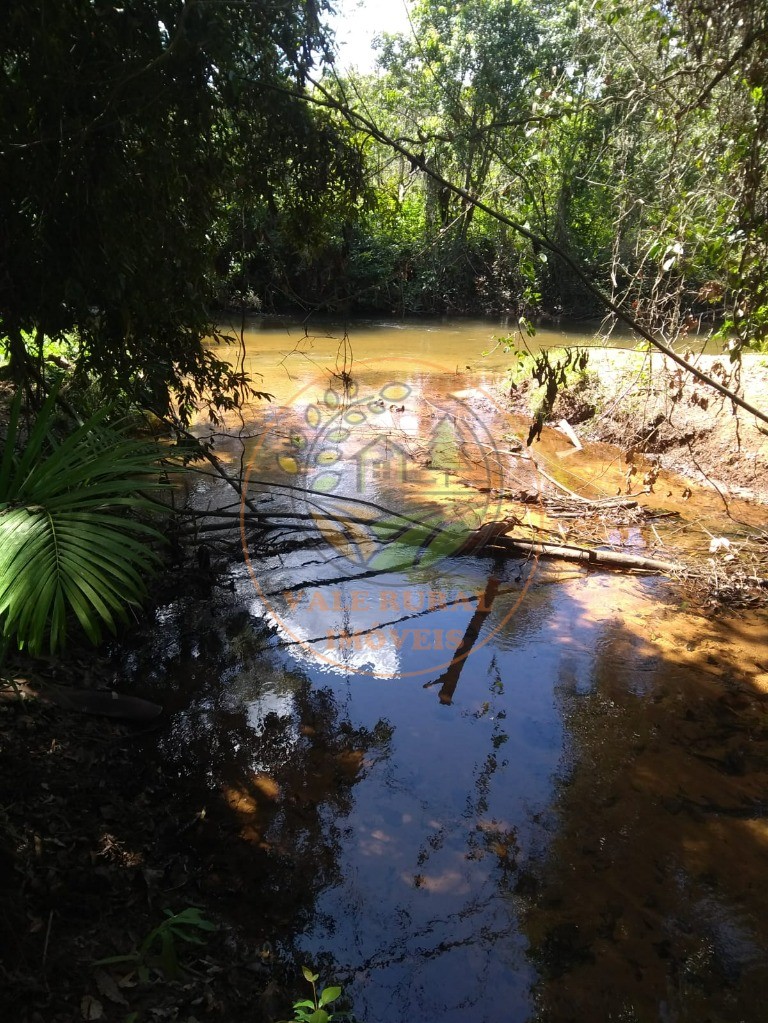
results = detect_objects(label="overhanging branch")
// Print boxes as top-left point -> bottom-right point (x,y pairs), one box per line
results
304,74 -> 768,429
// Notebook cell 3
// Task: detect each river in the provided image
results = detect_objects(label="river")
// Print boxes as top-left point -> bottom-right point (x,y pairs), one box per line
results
122,316 -> 768,1022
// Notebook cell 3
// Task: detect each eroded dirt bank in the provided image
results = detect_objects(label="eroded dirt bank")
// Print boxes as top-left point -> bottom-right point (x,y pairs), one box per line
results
503,349 -> 768,506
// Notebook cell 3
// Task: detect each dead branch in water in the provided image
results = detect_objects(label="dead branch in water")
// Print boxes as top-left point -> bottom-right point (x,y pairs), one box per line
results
174,459 -> 767,586
487,536 -> 684,574
184,502 -> 691,577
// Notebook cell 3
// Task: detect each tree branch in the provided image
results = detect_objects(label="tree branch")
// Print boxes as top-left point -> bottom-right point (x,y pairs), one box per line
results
304,74 -> 768,429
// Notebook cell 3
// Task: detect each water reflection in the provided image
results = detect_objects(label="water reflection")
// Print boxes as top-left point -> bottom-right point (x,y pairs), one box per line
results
123,512 -> 768,1022
423,570 -> 503,704
123,317 -> 768,1021
521,580 -> 768,1023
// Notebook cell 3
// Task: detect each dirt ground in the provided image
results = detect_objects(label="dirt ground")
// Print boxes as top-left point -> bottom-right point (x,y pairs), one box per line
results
503,348 -> 768,506
0,666 -> 266,1023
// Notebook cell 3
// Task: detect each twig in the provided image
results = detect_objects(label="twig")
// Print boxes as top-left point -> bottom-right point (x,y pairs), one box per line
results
42,910 -> 53,970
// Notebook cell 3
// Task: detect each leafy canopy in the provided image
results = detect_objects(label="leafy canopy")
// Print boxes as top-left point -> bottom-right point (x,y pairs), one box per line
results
0,0 -> 362,415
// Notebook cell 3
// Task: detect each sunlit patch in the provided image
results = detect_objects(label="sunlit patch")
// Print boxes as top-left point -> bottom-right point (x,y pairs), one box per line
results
221,784 -> 266,845
252,773 -> 281,801
405,869 -> 471,894
334,749 -> 365,779
740,819 -> 768,847
222,785 -> 261,817
221,774 -> 280,845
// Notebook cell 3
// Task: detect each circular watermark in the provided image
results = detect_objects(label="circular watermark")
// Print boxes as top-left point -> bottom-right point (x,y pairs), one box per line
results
240,356 -> 541,679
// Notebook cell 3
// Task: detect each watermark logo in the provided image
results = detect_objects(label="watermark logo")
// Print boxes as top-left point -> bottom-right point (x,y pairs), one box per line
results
241,357 -> 540,679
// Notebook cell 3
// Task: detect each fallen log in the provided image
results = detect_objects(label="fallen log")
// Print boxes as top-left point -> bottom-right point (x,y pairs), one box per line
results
487,535 -> 684,574
178,504 -> 686,576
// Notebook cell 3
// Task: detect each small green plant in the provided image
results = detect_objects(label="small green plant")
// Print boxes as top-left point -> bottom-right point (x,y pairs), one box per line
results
93,907 -> 216,983
503,344 -> 592,444
279,966 -> 349,1023
0,387 -> 172,653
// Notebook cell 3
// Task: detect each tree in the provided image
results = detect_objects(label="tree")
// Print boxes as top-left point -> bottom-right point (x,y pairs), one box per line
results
342,0 -> 561,314
550,0 -> 768,351
0,0 -> 363,418
309,5 -> 768,423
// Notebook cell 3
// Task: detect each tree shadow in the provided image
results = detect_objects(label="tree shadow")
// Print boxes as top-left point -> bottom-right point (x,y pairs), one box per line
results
515,591 -> 768,1022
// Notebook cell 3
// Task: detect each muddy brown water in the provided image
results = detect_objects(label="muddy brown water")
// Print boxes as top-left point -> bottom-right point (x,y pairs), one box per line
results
124,317 -> 768,1022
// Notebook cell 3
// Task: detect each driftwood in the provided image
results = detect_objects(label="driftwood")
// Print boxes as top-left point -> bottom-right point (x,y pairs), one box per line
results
486,535 -> 684,574
183,501 -> 688,577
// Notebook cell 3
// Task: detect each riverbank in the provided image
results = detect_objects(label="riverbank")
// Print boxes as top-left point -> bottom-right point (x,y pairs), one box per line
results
502,348 -> 768,506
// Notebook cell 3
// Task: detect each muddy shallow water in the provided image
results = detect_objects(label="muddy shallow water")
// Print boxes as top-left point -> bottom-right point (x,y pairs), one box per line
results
126,317 -> 768,1022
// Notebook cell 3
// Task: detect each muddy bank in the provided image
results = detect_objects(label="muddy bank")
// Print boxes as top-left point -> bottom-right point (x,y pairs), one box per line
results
520,587 -> 768,1023
502,349 -> 768,506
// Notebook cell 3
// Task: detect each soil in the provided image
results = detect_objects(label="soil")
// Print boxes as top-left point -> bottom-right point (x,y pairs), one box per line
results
0,660 -> 272,1023
502,348 -> 768,506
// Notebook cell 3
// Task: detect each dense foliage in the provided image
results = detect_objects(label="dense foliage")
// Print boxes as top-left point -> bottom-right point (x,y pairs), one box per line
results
0,0 -> 364,417
260,0 -> 768,350
3,0 -> 768,393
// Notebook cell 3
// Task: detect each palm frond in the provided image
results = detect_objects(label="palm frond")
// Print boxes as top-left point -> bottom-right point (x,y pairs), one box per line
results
0,390 -> 175,654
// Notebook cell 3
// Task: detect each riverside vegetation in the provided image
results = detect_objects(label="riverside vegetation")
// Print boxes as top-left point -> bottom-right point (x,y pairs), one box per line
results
2,2 -> 768,1022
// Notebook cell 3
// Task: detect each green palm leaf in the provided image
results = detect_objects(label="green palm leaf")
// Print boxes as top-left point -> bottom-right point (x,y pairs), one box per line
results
0,391 -> 174,654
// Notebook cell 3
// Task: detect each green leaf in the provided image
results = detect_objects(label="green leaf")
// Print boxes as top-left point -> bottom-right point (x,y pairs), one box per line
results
0,397 -> 174,653
319,986 -> 342,1007
91,954 -> 139,967
301,966 -> 319,984
170,907 -> 217,932
159,929 -> 180,980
